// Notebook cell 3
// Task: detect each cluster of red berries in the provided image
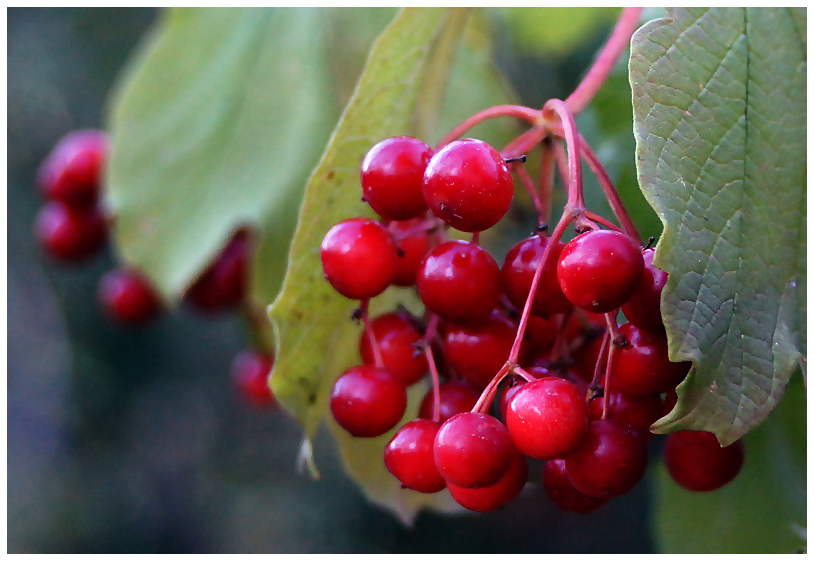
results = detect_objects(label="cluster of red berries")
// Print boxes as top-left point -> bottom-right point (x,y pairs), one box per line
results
34,130 -> 274,407
321,136 -> 745,513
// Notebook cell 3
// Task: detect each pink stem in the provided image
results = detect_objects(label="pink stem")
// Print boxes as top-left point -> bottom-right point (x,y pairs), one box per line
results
589,330 -> 611,390
513,366 -> 538,383
565,7 -> 644,115
542,99 -> 583,209
513,163 -> 544,221
471,363 -> 513,414
553,139 -> 570,188
436,105 -> 542,150
584,211 -> 622,232
601,311 -> 623,420
360,300 -> 383,368
539,139 -> 555,228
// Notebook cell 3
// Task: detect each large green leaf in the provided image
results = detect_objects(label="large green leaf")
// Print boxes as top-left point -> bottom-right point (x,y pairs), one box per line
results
630,8 -> 806,444
654,371 -> 807,553
106,8 -> 335,307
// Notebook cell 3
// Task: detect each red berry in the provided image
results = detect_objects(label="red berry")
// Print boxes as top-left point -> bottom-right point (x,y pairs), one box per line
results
416,240 -> 500,324
417,380 -> 480,424
502,235 -> 572,317
622,248 -> 668,333
187,230 -> 250,312
34,201 -> 107,263
543,458 -> 608,513
664,431 -> 744,492
321,218 -> 398,300
505,377 -> 589,460
361,137 -> 432,220
389,219 -> 431,287
557,230 -> 644,313
524,314 -> 559,353
433,412 -> 515,488
423,139 -> 514,232
38,129 -> 108,208
588,389 -> 663,441
231,349 -> 275,406
448,450 -> 528,512
330,365 -> 407,438
384,419 -> 446,493
98,268 -> 162,324
565,419 -> 648,499
570,333 -> 607,382
611,323 -> 690,396
443,311 -> 517,389
359,312 -> 427,386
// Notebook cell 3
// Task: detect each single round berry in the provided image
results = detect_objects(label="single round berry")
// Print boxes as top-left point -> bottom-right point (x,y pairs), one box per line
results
434,412 -> 515,488
98,268 -> 162,324
389,218 -> 431,287
417,380 -> 480,424
359,311 -> 427,386
588,389 -> 663,440
187,230 -> 250,312
502,235 -> 572,317
321,217 -> 398,300
34,201 -> 107,263
664,431 -> 744,492
231,349 -> 275,406
443,311 -> 517,389
361,137 -> 432,220
416,240 -> 500,324
557,230 -> 644,313
38,129 -> 108,208
611,323 -> 690,396
622,248 -> 668,333
384,419 -> 446,493
543,458 -> 608,513
330,365 -> 407,438
423,139 -> 514,232
448,450 -> 527,512
505,377 -> 589,460
565,419 -> 648,499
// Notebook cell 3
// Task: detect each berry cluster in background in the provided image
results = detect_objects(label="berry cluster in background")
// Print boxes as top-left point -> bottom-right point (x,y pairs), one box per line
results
321,118 -> 745,513
33,130 -> 276,408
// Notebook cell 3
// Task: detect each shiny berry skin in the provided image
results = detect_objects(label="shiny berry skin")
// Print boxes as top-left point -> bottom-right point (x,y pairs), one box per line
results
448,450 -> 527,512
543,458 -> 608,513
38,129 -> 108,208
359,312 -> 427,386
565,419 -> 648,499
384,419 -> 446,493
330,365 -> 407,438
423,139 -> 514,232
417,380 -> 480,424
416,240 -> 500,324
187,230 -> 250,312
443,312 -> 517,389
34,201 -> 107,263
664,431 -> 744,492
557,230 -> 644,313
231,349 -> 275,406
622,248 -> 668,333
389,219 -> 431,287
505,377 -> 589,460
588,389 -> 663,440
98,268 -> 162,324
321,218 -> 398,300
361,137 -> 432,220
434,412 -> 515,488
611,323 -> 690,396
502,235 -> 572,317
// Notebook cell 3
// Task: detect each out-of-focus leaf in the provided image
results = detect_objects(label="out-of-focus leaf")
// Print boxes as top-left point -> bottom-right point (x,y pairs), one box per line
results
504,7 -> 621,55
630,7 -> 806,444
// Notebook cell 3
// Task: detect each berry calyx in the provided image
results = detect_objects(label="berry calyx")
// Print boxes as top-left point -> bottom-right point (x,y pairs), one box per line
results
384,419 -> 446,493
34,201 -> 107,263
447,450 -> 528,512
361,137 -> 432,220
231,349 -> 275,406
423,139 -> 514,232
433,412 -> 516,488
443,311 -> 517,389
543,458 -> 608,513
359,311 -> 427,386
38,129 -> 108,208
187,230 -> 250,312
610,323 -> 690,396
502,235 -> 572,317
505,377 -> 589,460
417,380 -> 480,424
664,431 -> 744,492
557,229 -> 644,313
98,268 -> 162,324
330,365 -> 407,438
321,217 -> 398,300
416,240 -> 500,325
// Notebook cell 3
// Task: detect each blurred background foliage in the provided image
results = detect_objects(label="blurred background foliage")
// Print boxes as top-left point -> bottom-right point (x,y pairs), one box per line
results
5,6 -> 719,553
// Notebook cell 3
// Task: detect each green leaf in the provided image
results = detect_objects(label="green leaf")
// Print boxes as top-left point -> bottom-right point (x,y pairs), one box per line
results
630,8 -> 806,444
106,8 -> 335,306
654,371 -> 806,553
504,7 -> 622,55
